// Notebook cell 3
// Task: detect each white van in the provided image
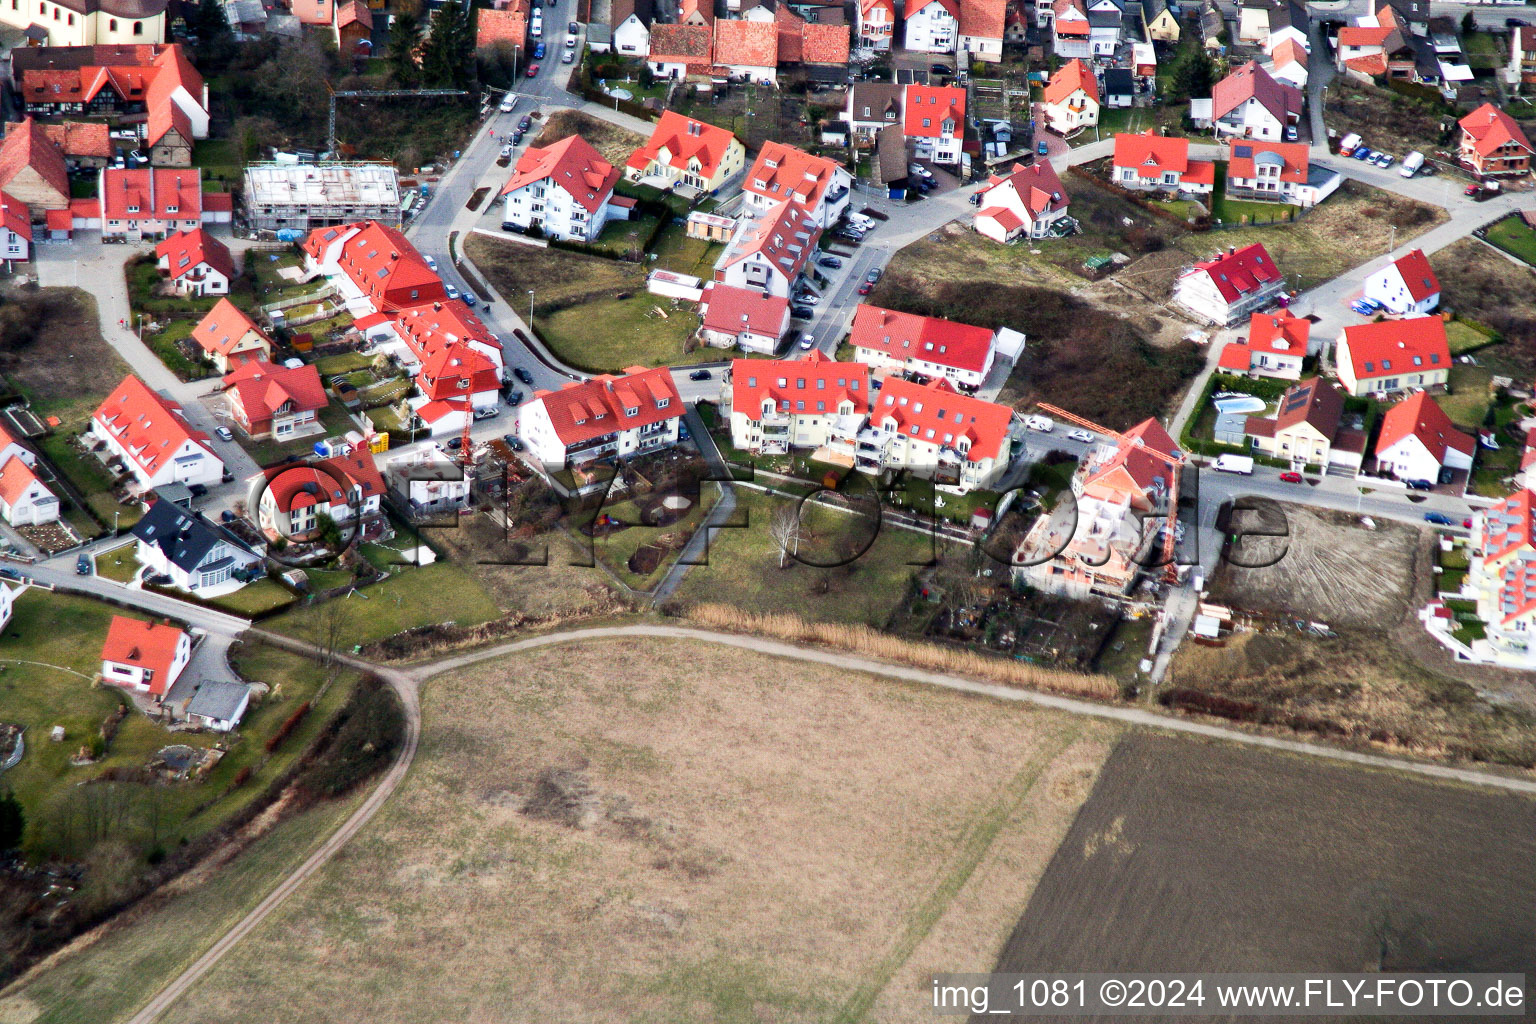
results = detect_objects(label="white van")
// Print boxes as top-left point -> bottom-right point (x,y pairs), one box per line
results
1025,414 -> 1055,433
1400,151 -> 1424,177
499,92 -> 518,113
1214,454 -> 1254,475
1338,133 -> 1362,157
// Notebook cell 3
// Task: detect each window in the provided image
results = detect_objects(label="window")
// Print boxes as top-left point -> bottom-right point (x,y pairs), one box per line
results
625,406 -> 638,416
457,379 -> 469,389
795,400 -> 805,411
108,16 -> 116,29
132,20 -> 141,33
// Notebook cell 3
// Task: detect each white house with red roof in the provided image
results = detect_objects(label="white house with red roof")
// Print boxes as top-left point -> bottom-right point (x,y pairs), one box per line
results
302,220 -> 445,314
190,298 -> 271,374
254,445 -> 385,541
958,0 -> 1007,62
698,281 -> 790,354
849,304 -> 1020,390
1215,309 -> 1311,379
714,198 -> 821,299
96,167 -> 220,240
1453,489 -> 1536,667
1173,242 -> 1285,326
726,352 -> 870,455
904,84 -> 966,164
0,191 -> 30,265
408,343 -> 503,436
905,0 -> 959,53
1049,0 -> 1091,58
100,616 -> 191,700
518,366 -> 683,469
1334,317 -> 1451,396
499,134 -> 628,243
624,111 -> 745,193
1363,248 -> 1440,316
222,360 -> 327,440
974,160 -> 1071,242
1041,58 -> 1099,135
90,374 -> 223,490
712,19 -> 778,84
1203,60 -> 1303,141
854,375 -> 1014,491
1373,390 -> 1473,485
0,451 -> 58,526
155,227 -> 234,296
741,142 -> 852,230
1225,140 -> 1340,207
1111,133 -> 1215,194
1459,103 -> 1533,178
858,0 -> 896,49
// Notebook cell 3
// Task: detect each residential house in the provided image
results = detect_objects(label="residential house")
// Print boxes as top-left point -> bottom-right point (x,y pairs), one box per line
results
741,141 -> 852,229
973,159 -> 1072,242
1243,377 -> 1366,473
1103,67 -> 1134,108
1206,60 -> 1302,141
1085,0 -> 1123,57
1225,140 -> 1342,207
0,582 -> 12,632
1374,390 -> 1473,483
0,117 -> 69,213
859,0 -> 895,49
475,4 -> 528,53
243,163 -> 402,233
5,120 -> 111,170
850,304 -> 1018,390
99,616 -> 190,699
0,451 -> 58,525
0,0 -> 167,46
1508,26 -> 1536,92
1238,0 -> 1308,52
334,0 -> 372,57
183,679 -> 251,732
646,23 -> 713,78
958,0 -> 1007,62
905,84 -> 966,165
409,343 -> 502,436
1173,242 -> 1284,326
13,44 -> 207,135
611,0 -> 654,56
1198,1 -> 1223,51
1216,309 -> 1311,379
190,298 -> 271,373
499,134 -> 626,243
1267,37 -> 1309,88
799,21 -> 852,69
1376,0 -> 1427,39
698,281 -> 791,353
254,446 -> 386,541
905,0 -> 959,53
678,0 -> 713,28
90,373 -> 223,490
852,376 -> 1014,491
1459,103 -> 1533,178
1050,0 -> 1091,57
714,199 -> 821,299
1110,132 -> 1215,194
302,220 -> 445,313
155,228 -> 233,296
624,111 -> 745,192
518,366 -> 684,469
130,494 -> 262,592
221,360 -> 327,440
846,81 -> 903,142
1335,22 -> 1415,79
145,99 -> 192,166
1142,0 -> 1178,42
713,18 -> 778,82
1363,248 -> 1440,315
1333,316 -> 1451,396
384,449 -> 470,520
0,192 -> 30,264
1016,417 -> 1179,598
1041,58 -> 1098,135
96,167 -> 211,239
725,352 -> 870,455
1462,490 -> 1536,666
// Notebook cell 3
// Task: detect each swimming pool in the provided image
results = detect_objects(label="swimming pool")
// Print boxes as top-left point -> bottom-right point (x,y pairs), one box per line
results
1212,395 -> 1266,415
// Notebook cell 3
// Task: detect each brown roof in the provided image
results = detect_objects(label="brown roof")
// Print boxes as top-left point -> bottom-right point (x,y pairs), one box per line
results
801,22 -> 850,63
648,23 -> 714,64
6,119 -> 110,158
959,0 -> 1007,39
713,18 -> 778,67
0,117 -> 68,205
476,4 -> 529,49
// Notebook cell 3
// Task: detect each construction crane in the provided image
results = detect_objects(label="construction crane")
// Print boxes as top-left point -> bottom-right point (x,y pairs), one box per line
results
1036,403 -> 1187,584
328,86 -> 473,156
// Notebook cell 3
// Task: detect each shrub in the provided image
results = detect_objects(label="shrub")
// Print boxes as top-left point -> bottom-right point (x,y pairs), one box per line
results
232,765 -> 253,788
297,675 -> 406,798
265,701 -> 311,753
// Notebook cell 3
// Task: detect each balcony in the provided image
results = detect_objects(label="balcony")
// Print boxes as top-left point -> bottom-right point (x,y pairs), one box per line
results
566,432 -> 619,456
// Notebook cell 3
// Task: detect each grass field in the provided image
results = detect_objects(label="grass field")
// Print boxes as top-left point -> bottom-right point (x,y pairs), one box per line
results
146,638 -> 1118,1024
649,222 -> 725,277
93,542 -> 140,583
1439,363 -> 1495,430
1483,214 -> 1536,267
993,731 -> 1536,977
263,561 -> 502,649
1445,318 -> 1497,355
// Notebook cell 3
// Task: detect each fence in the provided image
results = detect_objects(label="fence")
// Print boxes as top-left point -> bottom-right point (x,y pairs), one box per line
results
258,283 -> 337,316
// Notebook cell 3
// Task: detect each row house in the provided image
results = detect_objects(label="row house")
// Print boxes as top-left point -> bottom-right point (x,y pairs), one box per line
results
741,140 -> 851,229
90,373 -> 223,490
1085,0 -> 1123,57
646,23 -> 714,78
1459,102 -> 1533,178
1242,377 -> 1366,474
221,359 -> 327,440
499,133 -> 629,243
625,110 -> 745,193
713,198 -> 821,299
1225,140 -> 1341,207
97,166 -> 228,240
845,81 -> 903,143
1333,316 -> 1451,397
858,0 -> 894,49
974,159 -> 1072,242
1142,0 -> 1178,42
1216,309 -> 1312,380
1362,248 -> 1440,316
518,366 -> 684,469
726,352 -> 870,455
0,423 -> 57,526
1172,242 -> 1284,326
905,84 -> 966,164
849,304 -> 1005,390
846,376 -> 1013,491
14,44 -> 205,136
1048,0 -> 1090,58
4,119 -> 111,170
1110,132 -> 1215,195
154,227 -> 233,296
1238,0 -> 1308,53
904,0 -> 959,53
1267,37 -> 1309,89
958,0 -> 1006,62
610,0 -> 653,56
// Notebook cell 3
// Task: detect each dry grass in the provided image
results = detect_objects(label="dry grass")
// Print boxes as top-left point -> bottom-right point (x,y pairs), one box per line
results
151,639 -> 1117,1024
687,603 -> 1121,701
531,109 -> 646,167
463,232 -> 643,315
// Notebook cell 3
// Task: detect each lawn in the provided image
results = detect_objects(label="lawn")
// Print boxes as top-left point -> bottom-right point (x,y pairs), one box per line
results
139,637 -> 1118,1024
1445,318 -> 1498,355
591,483 -> 719,590
1440,363 -> 1495,430
94,541 -> 141,583
1482,214 -> 1536,268
263,561 -> 502,650
1210,163 -> 1299,226
541,294 -> 710,372
1462,30 -> 1507,71
191,137 -> 243,192
649,221 -> 725,276
207,576 -> 298,616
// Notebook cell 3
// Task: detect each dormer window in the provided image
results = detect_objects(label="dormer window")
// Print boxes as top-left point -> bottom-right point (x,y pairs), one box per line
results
625,406 -> 638,417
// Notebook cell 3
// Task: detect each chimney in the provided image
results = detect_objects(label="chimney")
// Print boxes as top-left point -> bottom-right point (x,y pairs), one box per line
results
1228,245 -> 1236,255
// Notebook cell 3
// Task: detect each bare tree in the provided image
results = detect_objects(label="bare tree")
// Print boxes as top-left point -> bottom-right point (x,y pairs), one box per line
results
313,600 -> 353,673
769,502 -> 801,569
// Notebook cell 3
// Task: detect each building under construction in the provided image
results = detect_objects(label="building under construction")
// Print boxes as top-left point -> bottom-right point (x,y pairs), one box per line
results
242,162 -> 401,233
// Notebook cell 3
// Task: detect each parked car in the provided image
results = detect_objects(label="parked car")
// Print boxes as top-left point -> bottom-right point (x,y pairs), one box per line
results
1036,140 -> 1049,156
505,389 -> 523,404
865,268 -> 882,284
1507,17 -> 1528,28
514,367 -> 534,385
1278,471 -> 1303,483
1373,152 -> 1393,168
215,426 -> 234,441
499,92 -> 517,113
857,282 -> 873,295
562,50 -> 574,63
526,63 -> 540,77
221,510 -> 238,523
689,368 -> 712,380
518,116 -> 532,132
818,255 -> 842,269
1424,511 -> 1454,525
533,41 -> 545,59
969,192 -> 983,206
188,483 -> 208,497
445,284 -> 461,300
564,36 -> 576,48
76,553 -> 91,575
447,436 -> 464,450
929,63 -> 953,75
795,293 -> 819,306
1025,415 -> 1055,432
1349,300 -> 1378,316
1353,147 -> 1373,161
1406,478 -> 1435,491
425,255 -> 438,272
799,334 -> 815,350
512,130 -> 524,145
1284,125 -> 1298,142
499,144 -> 513,159
791,305 -> 813,318
568,19 -> 579,32
1067,428 -> 1094,443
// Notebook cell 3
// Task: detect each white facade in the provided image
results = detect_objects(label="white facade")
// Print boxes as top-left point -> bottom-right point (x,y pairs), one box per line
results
1216,97 -> 1287,140
134,530 -> 256,592
1174,269 -> 1284,326
517,396 -> 683,469
502,180 -> 620,243
613,14 -> 650,55
1364,263 -> 1440,316
90,420 -> 222,491
905,0 -> 959,52
101,632 -> 191,695
1377,432 -> 1474,483
0,466 -> 59,526
0,224 -> 28,263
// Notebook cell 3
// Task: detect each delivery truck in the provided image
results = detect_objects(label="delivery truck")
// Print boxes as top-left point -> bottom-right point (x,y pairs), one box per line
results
1214,454 -> 1254,475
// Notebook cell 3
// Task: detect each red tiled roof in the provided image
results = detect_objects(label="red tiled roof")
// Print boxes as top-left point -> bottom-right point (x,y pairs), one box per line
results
0,192 -> 29,242
774,3 -> 806,63
1217,342 -> 1255,371
871,376 -> 1011,461
1086,417 -> 1181,494
92,374 -> 214,479
1113,131 -> 1190,178
1386,248 -> 1439,303
626,110 -> 740,178
648,23 -> 713,65
390,299 -> 494,365
5,120 -> 111,159
717,198 -> 822,282
1339,317 -> 1450,382
1246,309 -> 1309,355
320,220 -> 443,310
904,85 -> 966,138
101,616 -> 185,697
713,18 -> 778,68
223,360 -> 327,420
907,0 -> 960,18
959,0 -> 1007,40
1212,60 -> 1302,123
100,168 -> 203,222
1043,57 -> 1098,107
1343,53 -> 1389,76
1459,103 -> 1534,158
336,0 -> 372,30
730,351 -> 869,420
801,22 -> 850,64
45,207 -> 70,232
1185,243 -> 1281,303
531,365 -> 682,447
977,205 -> 1023,232
417,343 -> 501,401
744,142 -> 844,211
204,191 -> 232,213
0,117 -> 68,205
261,446 -> 384,513
68,197 -> 98,218
477,5 -> 529,49
1338,24 -> 1392,46
851,304 -> 995,374
1269,37 -> 1308,70
500,134 -> 618,213
192,298 -> 268,358
1376,390 -> 1474,461
982,159 -> 1068,218
0,454 -> 42,508
145,44 -> 202,124
1271,377 -> 1343,435
1227,140 -> 1309,183
700,281 -> 789,337
156,228 -> 234,283
146,97 -> 193,149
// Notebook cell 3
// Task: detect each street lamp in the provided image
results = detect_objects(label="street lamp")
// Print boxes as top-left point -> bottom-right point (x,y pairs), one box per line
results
527,289 -> 535,327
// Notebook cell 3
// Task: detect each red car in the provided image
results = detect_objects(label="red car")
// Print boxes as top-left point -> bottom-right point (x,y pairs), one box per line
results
857,282 -> 873,295
526,63 -> 540,77
1278,471 -> 1303,483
